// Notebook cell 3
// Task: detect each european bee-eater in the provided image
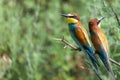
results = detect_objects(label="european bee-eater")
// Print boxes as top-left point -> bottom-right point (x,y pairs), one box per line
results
88,17 -> 115,80
62,13 -> 101,78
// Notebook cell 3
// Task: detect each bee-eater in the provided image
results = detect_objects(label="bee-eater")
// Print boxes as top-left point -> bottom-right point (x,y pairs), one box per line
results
88,17 -> 115,80
62,13 -> 101,78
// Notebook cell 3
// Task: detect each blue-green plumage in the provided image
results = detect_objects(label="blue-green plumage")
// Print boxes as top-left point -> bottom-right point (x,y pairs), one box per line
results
68,23 -> 102,79
68,23 -> 84,50
68,23 -> 100,70
88,18 -> 115,80
62,13 -> 102,79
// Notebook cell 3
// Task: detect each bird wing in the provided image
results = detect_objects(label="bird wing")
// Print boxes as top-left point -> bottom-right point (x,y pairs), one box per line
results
95,30 -> 109,56
74,26 -> 100,66
94,30 -> 115,80
74,26 -> 92,47
82,27 -> 92,47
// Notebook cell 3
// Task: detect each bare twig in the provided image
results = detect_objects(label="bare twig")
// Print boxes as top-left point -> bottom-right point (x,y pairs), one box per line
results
109,58 -> 120,67
110,6 -> 120,28
54,36 -> 80,51
54,37 -> 120,67
103,0 -> 120,28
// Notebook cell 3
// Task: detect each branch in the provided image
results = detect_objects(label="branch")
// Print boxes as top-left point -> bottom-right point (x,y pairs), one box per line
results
54,36 -> 80,51
54,37 -> 120,67
110,6 -> 120,28
103,0 -> 120,28
109,58 -> 120,67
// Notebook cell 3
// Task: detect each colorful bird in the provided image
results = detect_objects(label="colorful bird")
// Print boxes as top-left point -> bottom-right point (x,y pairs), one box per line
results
88,17 -> 115,80
62,13 -> 101,78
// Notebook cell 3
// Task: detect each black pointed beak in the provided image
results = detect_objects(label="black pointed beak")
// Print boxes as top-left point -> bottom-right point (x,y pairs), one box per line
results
97,17 -> 105,25
61,14 -> 69,17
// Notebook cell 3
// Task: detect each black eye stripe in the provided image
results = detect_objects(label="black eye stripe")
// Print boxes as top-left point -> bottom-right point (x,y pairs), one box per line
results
68,16 -> 78,20
97,20 -> 100,25
74,16 -> 78,20
68,16 -> 74,18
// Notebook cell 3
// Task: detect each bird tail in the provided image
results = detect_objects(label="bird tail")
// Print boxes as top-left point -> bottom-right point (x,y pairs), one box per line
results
104,60 -> 115,80
85,48 -> 99,66
86,50 -> 102,80
90,58 -> 102,80
99,54 -> 115,80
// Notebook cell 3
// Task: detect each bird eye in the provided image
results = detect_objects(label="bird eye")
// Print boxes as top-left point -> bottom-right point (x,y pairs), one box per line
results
73,16 -> 78,20
89,22 -> 93,26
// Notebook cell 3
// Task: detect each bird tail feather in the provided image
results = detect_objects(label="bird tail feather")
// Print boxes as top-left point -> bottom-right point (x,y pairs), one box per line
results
99,54 -> 115,80
86,50 -> 102,80
86,49 -> 99,66
105,60 -> 115,80
91,59 -> 102,80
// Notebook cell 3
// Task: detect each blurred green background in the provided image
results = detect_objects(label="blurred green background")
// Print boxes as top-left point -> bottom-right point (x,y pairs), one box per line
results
0,0 -> 120,80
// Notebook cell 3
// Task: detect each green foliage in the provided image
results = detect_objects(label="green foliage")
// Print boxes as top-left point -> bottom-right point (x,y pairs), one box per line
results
0,0 -> 119,80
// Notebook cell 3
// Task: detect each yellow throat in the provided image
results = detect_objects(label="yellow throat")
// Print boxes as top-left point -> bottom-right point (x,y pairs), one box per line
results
67,18 -> 78,24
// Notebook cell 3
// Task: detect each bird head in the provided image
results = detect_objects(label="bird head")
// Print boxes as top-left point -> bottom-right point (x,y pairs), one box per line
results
88,17 -> 105,27
61,12 -> 80,24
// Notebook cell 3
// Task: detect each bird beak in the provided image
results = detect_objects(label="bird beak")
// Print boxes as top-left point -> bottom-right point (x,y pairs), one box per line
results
97,17 -> 105,25
61,14 -> 69,17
